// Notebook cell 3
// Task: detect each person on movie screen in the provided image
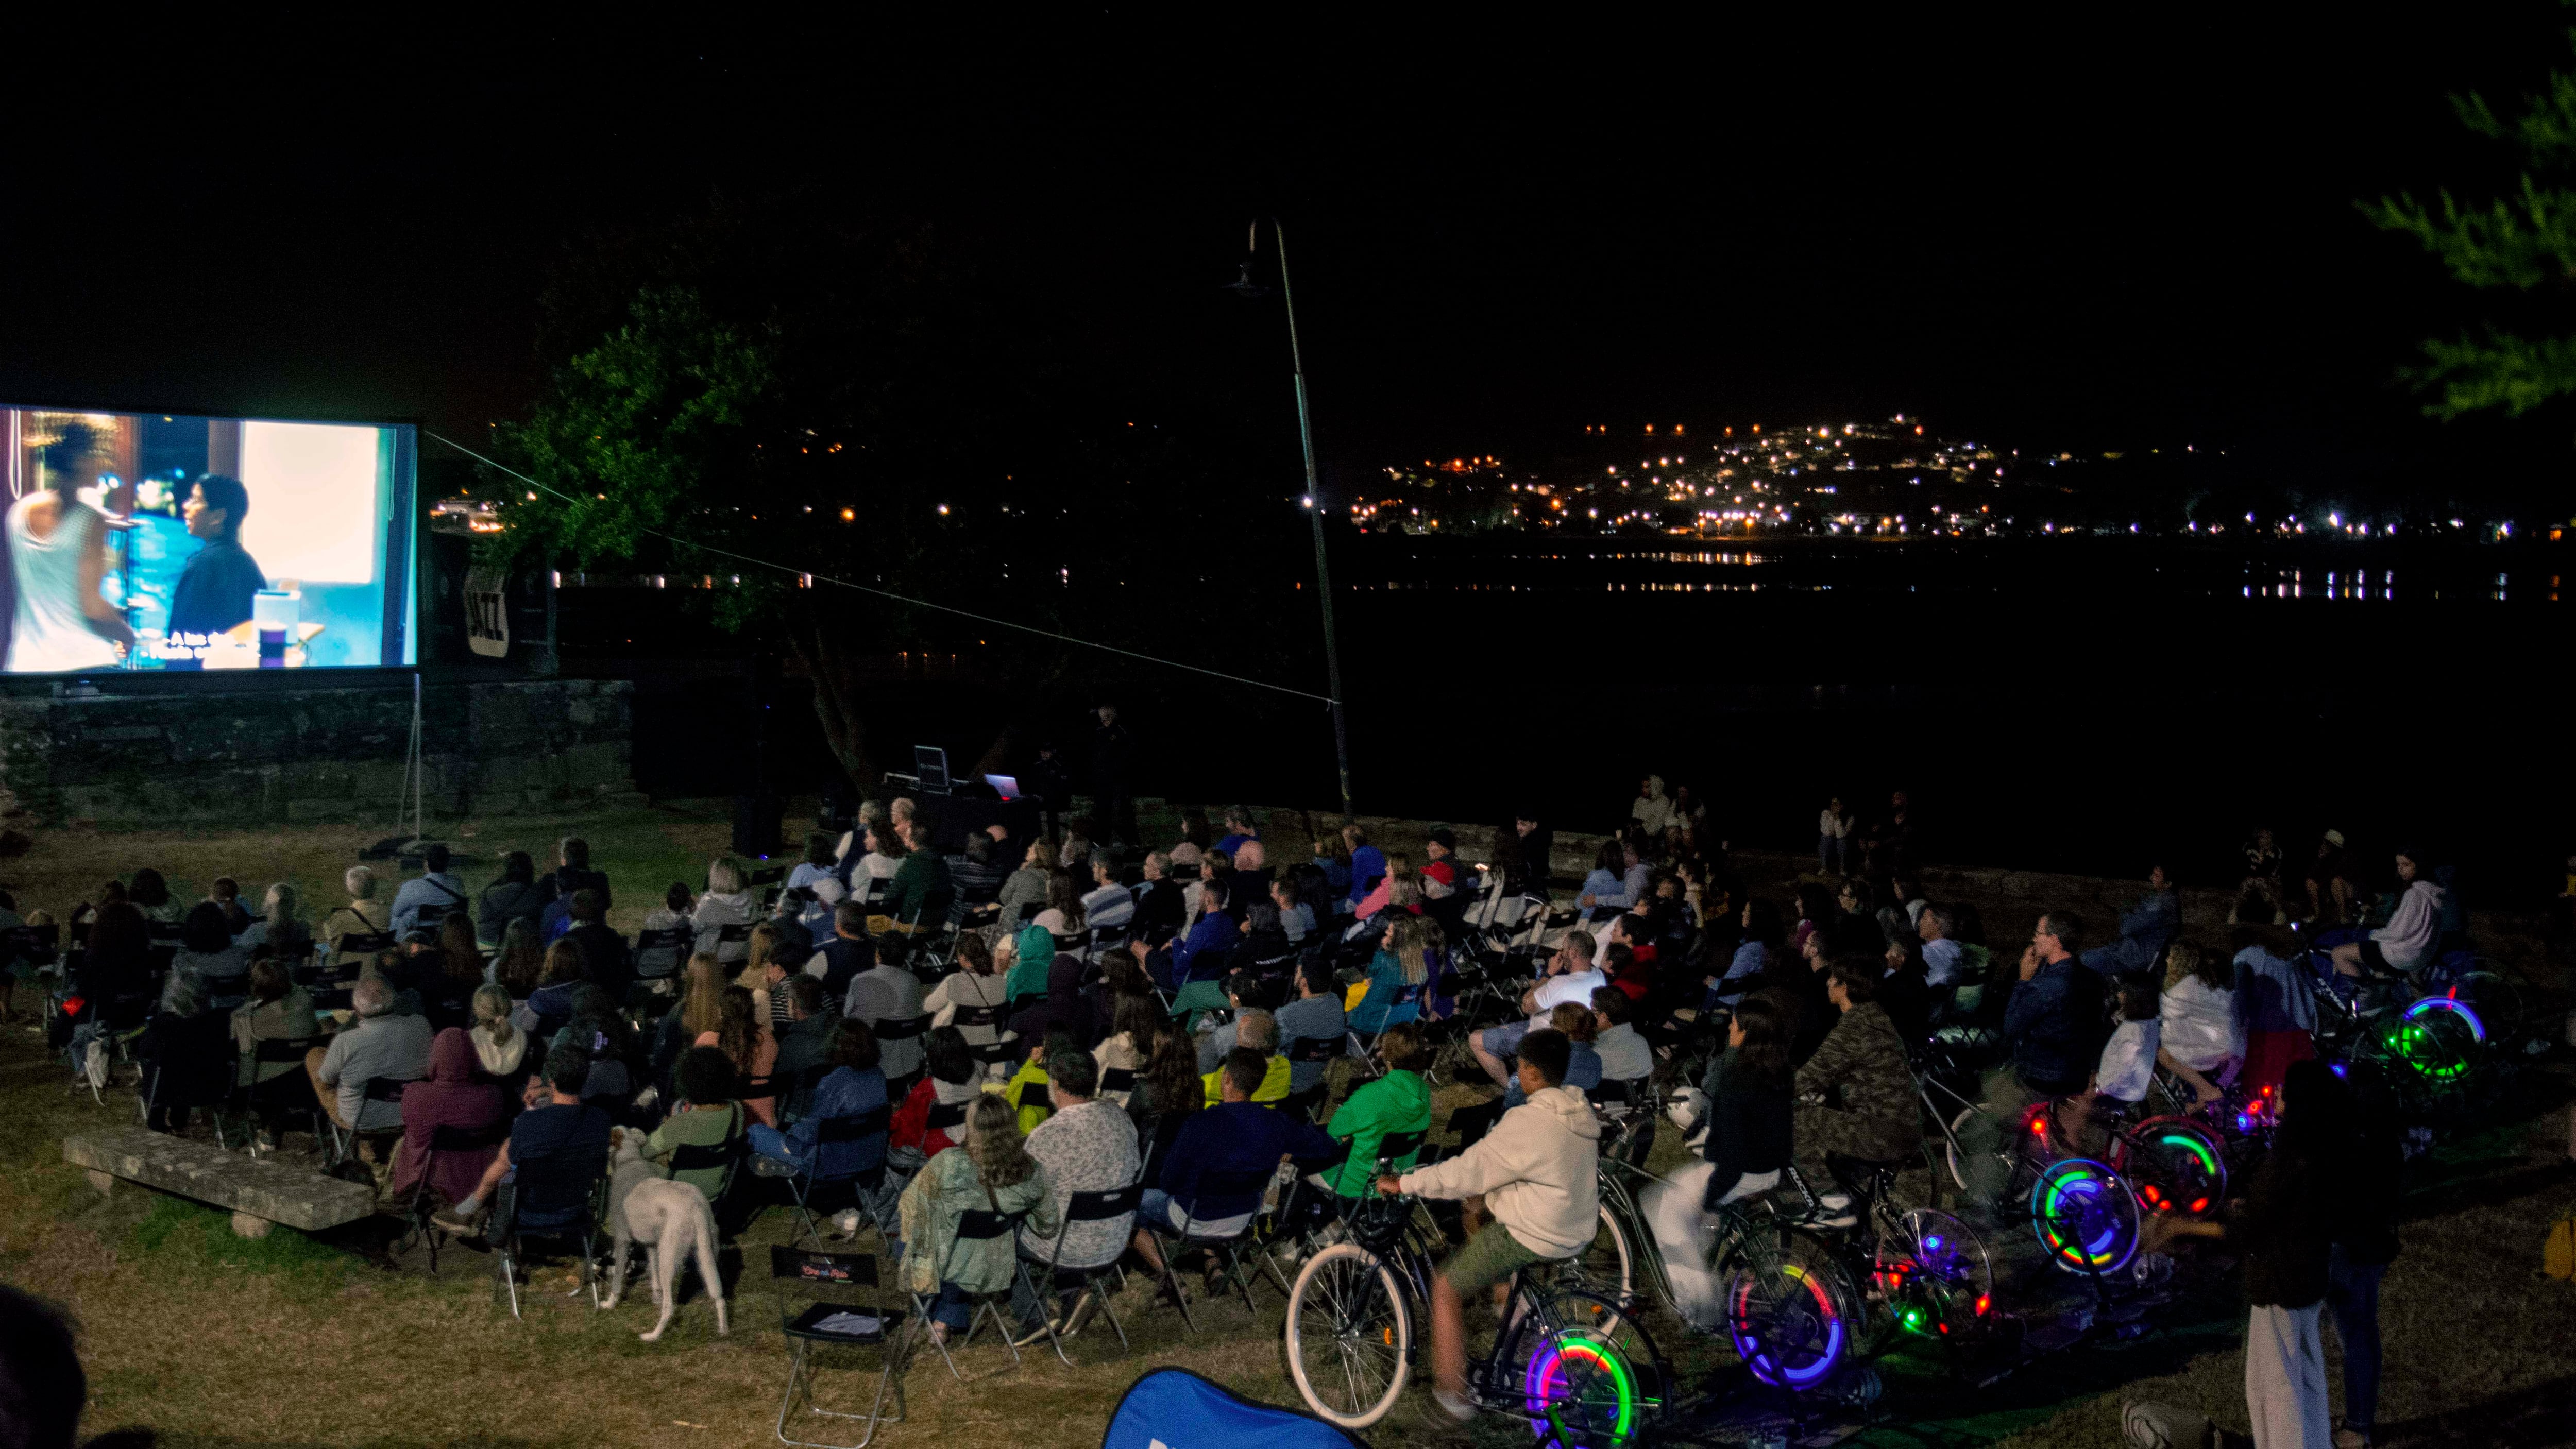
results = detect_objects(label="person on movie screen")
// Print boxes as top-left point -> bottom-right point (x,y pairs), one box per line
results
3,420 -> 135,673
167,473 -> 267,640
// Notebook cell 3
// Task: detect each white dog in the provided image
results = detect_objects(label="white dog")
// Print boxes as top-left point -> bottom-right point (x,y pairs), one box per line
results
600,1129 -> 728,1342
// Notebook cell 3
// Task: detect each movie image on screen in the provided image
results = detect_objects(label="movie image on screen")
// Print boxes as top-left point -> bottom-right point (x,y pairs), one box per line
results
2,406 -> 416,672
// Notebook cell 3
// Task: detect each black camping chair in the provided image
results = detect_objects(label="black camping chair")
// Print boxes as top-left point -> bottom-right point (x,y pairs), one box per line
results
772,1245 -> 903,1449
1143,1165 -> 1276,1332
403,1119 -> 508,1274
493,1136 -> 609,1319
1018,1181 -> 1145,1366
910,1206 -> 1028,1382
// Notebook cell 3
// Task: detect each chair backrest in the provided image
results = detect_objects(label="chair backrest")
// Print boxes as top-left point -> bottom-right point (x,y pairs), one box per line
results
872,1014 -> 930,1045
251,1036 -> 315,1065
514,1137 -> 607,1228
1284,1034 -> 1340,1065
717,923 -> 753,945
770,1243 -> 879,1297
361,1073 -> 418,1105
1096,1067 -> 1137,1096
1065,1183 -> 1143,1223
337,930 -> 396,959
815,1103 -> 891,1144
1373,1129 -> 1427,1171
1015,1078 -> 1052,1114
953,1207 -> 1018,1242
924,1098 -> 969,1134
951,1002 -> 1007,1030
971,1036 -> 1022,1068
1446,1096 -> 1506,1154
1177,1166 -> 1276,1237
428,1120 -> 509,1153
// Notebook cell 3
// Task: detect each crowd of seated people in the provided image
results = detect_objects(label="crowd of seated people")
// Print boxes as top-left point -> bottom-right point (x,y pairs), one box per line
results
31,792 -> 2466,1445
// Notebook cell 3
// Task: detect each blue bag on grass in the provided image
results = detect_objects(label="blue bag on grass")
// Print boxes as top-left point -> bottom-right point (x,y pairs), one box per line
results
1100,1369 -> 1361,1449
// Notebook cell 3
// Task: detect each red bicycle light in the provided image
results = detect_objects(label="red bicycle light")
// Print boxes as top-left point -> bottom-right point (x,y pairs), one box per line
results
1974,1293 -> 1991,1315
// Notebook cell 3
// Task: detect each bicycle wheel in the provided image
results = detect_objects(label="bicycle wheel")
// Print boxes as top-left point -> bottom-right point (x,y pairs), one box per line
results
1504,1286 -> 1665,1448
2109,1116 -> 2228,1218
2424,970 -> 2518,1046
2030,1158 -> 2140,1276
1283,1241 -> 1411,1429
1561,1203 -> 1636,1311
2379,998 -> 2483,1092
1873,1208 -> 1991,1337
1720,1225 -> 1851,1391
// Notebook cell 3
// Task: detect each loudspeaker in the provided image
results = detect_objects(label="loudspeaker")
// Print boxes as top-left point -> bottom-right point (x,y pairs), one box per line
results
732,793 -> 784,858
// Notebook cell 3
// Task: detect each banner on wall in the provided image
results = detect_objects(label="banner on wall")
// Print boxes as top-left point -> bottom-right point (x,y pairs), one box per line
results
464,566 -> 509,658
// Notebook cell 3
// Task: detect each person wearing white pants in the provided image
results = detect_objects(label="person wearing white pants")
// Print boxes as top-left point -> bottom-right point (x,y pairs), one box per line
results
2244,1301 -> 2332,1448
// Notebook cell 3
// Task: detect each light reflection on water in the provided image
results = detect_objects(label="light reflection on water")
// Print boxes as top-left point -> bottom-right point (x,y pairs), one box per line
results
1371,551 -> 2554,601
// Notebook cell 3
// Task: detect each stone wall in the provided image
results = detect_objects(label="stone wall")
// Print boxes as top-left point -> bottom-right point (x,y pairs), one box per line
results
0,678 -> 640,826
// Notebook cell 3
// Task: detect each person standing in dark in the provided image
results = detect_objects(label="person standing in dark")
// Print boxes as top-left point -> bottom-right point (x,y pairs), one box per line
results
1024,741 -> 1075,841
168,473 -> 267,641
1090,703 -> 1138,848
1505,812 -> 1554,898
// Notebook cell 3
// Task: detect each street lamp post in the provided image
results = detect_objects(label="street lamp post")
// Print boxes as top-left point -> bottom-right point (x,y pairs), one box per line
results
1239,219 -> 1354,823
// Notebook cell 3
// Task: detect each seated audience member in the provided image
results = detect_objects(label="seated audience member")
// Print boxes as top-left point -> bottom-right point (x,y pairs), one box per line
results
1788,957 -> 1918,1218
1002,918 -> 1056,1005
467,983 -> 531,1090
1704,898 -> 1780,1009
749,1018 -> 887,1176
1322,1021 -> 1433,1202
392,1027 -> 510,1207
545,835 -> 613,911
1011,1045 -> 1141,1341
137,978 -> 231,1134
1351,914 -> 1436,1035
1590,986 -> 1653,1090
691,857 -> 759,966
843,942 -> 928,1083
1133,1048 -> 1339,1269
1192,972 -> 1261,1072
1167,877 -> 1241,986
739,920 -> 799,1030
1877,934 -> 1935,1041
1200,1008 -> 1291,1105
1505,1002 -> 1602,1106
1276,958 -> 1348,1096
883,816 -> 954,937
2329,847 -> 2447,981
2079,979 -> 2164,1149
1080,851 -> 1136,932
638,881 -> 696,971
2082,863 -> 2182,976
895,1095 -> 1058,1349
128,868 -> 185,925
1700,996 -> 1794,1207
309,977 -> 435,1181
491,918 -> 547,1001
208,877 -> 252,937
891,1027 -> 985,1167
1917,904 -> 1965,987
1130,851 -> 1185,939
2158,941 -> 2244,1104
420,915 -> 485,1034
323,865 -> 394,966
1268,875 -> 1316,945
645,1045 -> 750,1207
1002,1032 -> 1072,1135
555,984 -> 640,1112
1379,1028 -> 1600,1418
1515,930 -> 1605,1021
809,900 -> 875,998
1091,993 -> 1161,1105
996,838 -> 1055,924
1341,824 -> 1388,911
1958,912 -> 2104,1209
560,889 -> 632,1004
786,831 -> 848,938
1213,807 -> 1261,859
1577,839 -> 1648,919
1352,852 -> 1415,922
235,882 -> 312,961
521,940 -> 591,1042
433,1043 -> 612,1237
2231,913 -> 2319,1093
651,954 -> 727,1097
390,843 -> 469,938
924,932 -> 1015,1068
166,901 -> 251,1012
230,957 -> 318,1093
477,850 -> 549,949
699,983 -> 780,1127
772,975 -> 840,1091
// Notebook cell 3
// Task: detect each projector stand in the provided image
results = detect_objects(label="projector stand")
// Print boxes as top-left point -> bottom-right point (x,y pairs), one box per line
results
366,672 -> 436,863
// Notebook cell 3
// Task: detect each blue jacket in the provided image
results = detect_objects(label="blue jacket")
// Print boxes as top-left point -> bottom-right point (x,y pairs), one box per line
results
1216,832 -> 1258,858
1346,846 -> 1387,904
778,1065 -> 888,1181
1349,952 -> 1424,1034
1160,1101 -> 1339,1221
2084,888 -> 2179,975
2002,956 -> 2104,1093
1172,911 -> 1240,984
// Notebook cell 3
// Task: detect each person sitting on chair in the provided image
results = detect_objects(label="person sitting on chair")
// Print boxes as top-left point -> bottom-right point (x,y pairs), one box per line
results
1377,1028 -> 1602,1423
749,1018 -> 887,1178
1131,1048 -> 1338,1289
432,1042 -> 610,1238
894,1094 -> 1058,1353
308,976 -> 433,1186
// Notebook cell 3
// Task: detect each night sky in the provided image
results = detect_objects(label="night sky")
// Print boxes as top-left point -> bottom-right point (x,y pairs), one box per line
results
6,8 -> 2569,498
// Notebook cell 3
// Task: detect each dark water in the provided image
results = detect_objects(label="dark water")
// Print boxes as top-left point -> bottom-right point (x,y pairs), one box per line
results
586,535 -> 2574,903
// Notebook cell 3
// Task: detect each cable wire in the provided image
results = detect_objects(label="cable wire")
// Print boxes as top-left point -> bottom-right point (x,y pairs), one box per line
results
423,431 -> 1338,705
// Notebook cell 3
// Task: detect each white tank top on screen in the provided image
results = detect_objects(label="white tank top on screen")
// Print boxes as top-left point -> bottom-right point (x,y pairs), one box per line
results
5,494 -> 121,673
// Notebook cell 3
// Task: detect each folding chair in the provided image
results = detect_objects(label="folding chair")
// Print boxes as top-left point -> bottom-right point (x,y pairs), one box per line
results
871,1015 -> 932,1100
135,1013 -> 237,1139
788,1106 -> 894,1244
1096,1066 -> 1137,1100
1019,1182 -> 1144,1365
716,921 -> 755,965
631,926 -> 692,1014
404,1120 -> 508,1273
1443,1096 -> 1506,1157
1145,1165 -> 1277,1331
235,1036 -> 321,1152
1280,1034 -> 1341,1122
331,930 -> 396,977
772,1245 -> 903,1449
910,1207 -> 1027,1381
325,1074 -> 417,1169
494,1139 -> 610,1318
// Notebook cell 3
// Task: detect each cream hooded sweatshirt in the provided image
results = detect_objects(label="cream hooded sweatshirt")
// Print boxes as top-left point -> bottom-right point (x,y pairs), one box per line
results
1399,1085 -> 1602,1256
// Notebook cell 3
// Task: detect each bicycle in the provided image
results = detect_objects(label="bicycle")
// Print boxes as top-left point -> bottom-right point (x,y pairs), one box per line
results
1283,1182 -> 1666,1443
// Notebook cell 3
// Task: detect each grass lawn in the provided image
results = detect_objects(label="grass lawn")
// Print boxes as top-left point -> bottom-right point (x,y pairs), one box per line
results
2,805 -> 2572,1447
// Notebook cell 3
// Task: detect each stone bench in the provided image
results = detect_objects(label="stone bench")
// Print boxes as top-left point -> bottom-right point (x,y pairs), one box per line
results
65,1128 -> 378,1239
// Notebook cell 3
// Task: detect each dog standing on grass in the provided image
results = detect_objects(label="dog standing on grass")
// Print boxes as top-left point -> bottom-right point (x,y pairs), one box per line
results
601,1127 -> 728,1341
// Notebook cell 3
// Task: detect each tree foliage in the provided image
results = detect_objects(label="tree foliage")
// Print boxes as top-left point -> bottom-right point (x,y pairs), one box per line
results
2368,37 -> 2576,418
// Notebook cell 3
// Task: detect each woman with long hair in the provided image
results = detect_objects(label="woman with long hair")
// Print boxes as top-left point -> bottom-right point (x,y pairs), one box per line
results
476,849 -> 548,949
924,931 -> 1014,1071
492,917 -> 546,998
1128,1020 -> 1204,1184
1350,914 -> 1428,1035
422,914 -> 486,1033
891,1026 -> 986,1166
895,1094 -> 1056,1349
1698,993 -> 1793,1208
648,952 -> 730,1101
699,983 -> 778,1126
466,982 -> 528,1086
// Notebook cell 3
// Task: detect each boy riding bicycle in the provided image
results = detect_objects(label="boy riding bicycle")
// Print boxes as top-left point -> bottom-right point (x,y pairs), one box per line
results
1377,1028 -> 1601,1421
